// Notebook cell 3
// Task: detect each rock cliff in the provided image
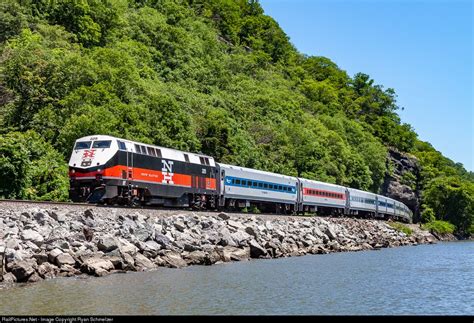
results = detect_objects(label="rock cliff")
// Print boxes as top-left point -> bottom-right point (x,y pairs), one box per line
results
382,148 -> 421,222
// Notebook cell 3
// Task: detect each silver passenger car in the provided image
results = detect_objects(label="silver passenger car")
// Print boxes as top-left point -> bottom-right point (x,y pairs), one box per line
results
347,187 -> 378,215
298,178 -> 346,213
218,163 -> 298,207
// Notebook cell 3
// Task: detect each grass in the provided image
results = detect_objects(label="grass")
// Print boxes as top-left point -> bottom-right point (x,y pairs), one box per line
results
389,222 -> 413,236
250,206 -> 261,214
422,220 -> 456,235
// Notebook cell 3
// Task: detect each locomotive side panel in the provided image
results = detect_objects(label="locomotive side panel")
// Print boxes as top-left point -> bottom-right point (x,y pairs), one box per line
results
69,135 -> 218,205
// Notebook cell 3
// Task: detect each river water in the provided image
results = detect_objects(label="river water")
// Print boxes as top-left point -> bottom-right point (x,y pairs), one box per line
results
0,241 -> 472,315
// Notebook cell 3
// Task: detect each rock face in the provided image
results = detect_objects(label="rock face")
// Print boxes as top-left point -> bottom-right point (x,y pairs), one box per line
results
0,202 -> 446,286
382,148 -> 421,221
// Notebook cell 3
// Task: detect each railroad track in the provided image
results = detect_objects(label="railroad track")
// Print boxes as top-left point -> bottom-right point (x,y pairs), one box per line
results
0,199 -> 299,218
0,199 -> 404,225
0,199 -> 216,213
0,199 -> 392,221
0,199 -> 87,207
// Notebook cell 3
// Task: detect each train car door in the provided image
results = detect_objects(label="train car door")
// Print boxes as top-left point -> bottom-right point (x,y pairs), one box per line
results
219,169 -> 226,207
375,195 -> 379,217
344,188 -> 350,215
126,147 -> 133,183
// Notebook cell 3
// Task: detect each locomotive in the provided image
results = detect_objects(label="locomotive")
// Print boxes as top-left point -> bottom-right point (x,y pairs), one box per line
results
68,135 -> 412,223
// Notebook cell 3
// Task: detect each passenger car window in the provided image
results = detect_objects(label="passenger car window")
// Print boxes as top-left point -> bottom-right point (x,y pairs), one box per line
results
74,141 -> 92,149
92,140 -> 112,149
117,141 -> 126,150
147,147 -> 156,156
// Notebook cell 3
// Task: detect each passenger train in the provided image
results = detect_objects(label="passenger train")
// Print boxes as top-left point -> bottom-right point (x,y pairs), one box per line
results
68,135 -> 412,223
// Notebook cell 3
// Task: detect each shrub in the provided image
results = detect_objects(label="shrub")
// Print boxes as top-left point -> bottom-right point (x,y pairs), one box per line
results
422,220 -> 456,235
421,206 -> 436,223
389,222 -> 413,236
250,205 -> 260,214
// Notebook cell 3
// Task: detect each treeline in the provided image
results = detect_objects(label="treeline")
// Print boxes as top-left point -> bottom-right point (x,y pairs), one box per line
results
0,0 -> 472,235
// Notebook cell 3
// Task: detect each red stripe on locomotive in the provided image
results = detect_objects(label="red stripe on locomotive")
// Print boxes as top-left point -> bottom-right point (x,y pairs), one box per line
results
70,165 -> 216,190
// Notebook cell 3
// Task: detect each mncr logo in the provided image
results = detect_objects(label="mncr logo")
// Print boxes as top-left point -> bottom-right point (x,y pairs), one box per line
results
82,149 -> 96,159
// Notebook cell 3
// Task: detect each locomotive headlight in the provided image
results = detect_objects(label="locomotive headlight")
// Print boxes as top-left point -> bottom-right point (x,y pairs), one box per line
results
71,169 -> 75,174
97,168 -> 102,173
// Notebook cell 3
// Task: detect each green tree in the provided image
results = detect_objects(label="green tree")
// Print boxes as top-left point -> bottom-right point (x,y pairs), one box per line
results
0,131 -> 69,200
423,176 -> 474,235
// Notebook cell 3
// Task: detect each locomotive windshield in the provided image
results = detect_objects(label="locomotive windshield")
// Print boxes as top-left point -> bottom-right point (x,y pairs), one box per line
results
74,141 -> 91,149
92,140 -> 112,149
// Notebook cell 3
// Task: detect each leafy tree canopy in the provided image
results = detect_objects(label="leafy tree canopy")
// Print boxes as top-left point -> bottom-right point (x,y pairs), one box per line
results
0,0 -> 471,234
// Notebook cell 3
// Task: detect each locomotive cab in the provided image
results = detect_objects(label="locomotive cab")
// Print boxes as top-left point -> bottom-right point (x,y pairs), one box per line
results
68,135 -> 118,202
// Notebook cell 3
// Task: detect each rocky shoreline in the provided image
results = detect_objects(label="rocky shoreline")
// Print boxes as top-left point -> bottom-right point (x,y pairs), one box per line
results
0,202 -> 447,285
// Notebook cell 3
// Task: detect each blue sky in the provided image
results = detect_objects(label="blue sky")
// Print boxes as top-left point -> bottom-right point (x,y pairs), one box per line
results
260,0 -> 473,171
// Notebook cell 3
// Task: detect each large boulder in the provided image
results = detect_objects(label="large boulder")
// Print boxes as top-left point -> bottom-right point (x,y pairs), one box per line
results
37,262 -> 60,279
133,227 -> 151,242
162,252 -> 187,269
134,253 -> 156,271
2,272 -> 17,283
249,240 -> 267,258
55,253 -> 76,267
227,220 -> 245,231
173,220 -> 187,232
6,239 -> 20,250
218,228 -> 237,247
48,248 -> 63,263
81,257 -> 114,277
221,247 -> 250,262
118,238 -> 138,255
217,212 -> 230,220
9,260 -> 36,282
324,225 -> 338,240
231,231 -> 251,246
154,234 -> 172,248
48,210 -> 66,223
184,250 -> 206,265
33,211 -> 48,225
21,229 -> 44,246
97,236 -> 118,252
245,227 -> 259,239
